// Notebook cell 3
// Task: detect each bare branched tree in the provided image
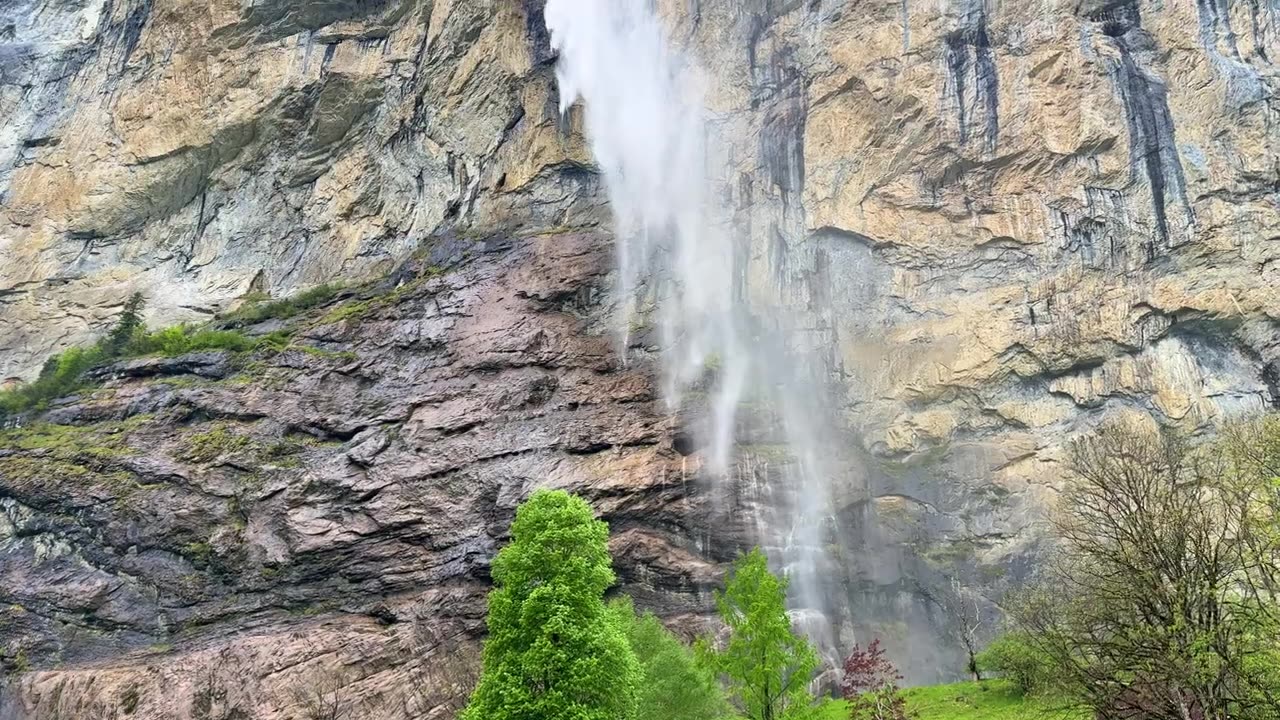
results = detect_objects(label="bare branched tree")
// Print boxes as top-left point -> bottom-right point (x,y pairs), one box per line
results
394,621 -> 480,720
292,667 -> 361,720
1008,418 -> 1280,720
919,576 -> 987,682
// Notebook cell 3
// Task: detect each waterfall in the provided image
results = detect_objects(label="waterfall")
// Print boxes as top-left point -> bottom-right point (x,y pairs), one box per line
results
545,0 -> 842,653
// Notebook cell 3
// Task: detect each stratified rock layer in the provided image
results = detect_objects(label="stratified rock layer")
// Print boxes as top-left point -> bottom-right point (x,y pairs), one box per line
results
0,234 -> 732,718
1,0 -> 1278,714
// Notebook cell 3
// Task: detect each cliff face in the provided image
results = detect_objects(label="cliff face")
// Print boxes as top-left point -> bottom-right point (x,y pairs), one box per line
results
1,0 -> 1278,716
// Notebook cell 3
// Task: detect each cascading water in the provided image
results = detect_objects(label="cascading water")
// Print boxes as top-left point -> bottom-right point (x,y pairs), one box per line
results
545,0 -> 844,657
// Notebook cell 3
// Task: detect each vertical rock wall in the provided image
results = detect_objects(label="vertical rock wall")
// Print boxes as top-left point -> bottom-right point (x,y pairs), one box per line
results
0,0 -> 1277,711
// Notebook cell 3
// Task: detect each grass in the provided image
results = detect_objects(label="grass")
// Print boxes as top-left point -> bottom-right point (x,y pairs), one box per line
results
219,283 -> 344,326
0,276 -> 382,421
903,680 -> 1086,720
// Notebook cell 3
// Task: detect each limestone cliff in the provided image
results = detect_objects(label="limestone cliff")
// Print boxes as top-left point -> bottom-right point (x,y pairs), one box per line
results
0,0 -> 1278,717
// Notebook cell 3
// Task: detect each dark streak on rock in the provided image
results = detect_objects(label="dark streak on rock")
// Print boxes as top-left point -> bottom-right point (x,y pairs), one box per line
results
520,0 -> 556,66
749,11 -> 809,202
1088,2 -> 1194,251
1263,362 -> 1280,408
943,11 -> 999,152
1195,0 -> 1242,59
118,0 -> 155,69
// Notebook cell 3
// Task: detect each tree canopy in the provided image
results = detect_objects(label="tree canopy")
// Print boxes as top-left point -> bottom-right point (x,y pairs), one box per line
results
703,548 -> 830,720
462,489 -> 639,720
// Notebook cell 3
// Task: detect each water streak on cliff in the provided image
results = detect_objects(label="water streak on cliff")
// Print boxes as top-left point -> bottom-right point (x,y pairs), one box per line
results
544,0 -> 839,624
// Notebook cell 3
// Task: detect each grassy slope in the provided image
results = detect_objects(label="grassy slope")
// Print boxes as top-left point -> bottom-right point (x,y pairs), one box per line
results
903,681 -> 1088,720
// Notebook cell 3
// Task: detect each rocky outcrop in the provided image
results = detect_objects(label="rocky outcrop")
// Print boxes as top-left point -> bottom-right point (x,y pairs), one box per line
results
0,0 -> 598,380
0,234 -> 730,718
1,0 -> 1278,714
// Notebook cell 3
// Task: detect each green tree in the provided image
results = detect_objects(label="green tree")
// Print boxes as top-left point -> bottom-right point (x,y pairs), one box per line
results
608,597 -> 732,720
462,490 -> 639,720
702,548 -> 831,720
105,292 -> 146,356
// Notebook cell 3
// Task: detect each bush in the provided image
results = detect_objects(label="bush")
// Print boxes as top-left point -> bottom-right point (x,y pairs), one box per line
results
1006,418 -> 1280,720
975,633 -> 1055,695
128,325 -> 256,357
0,345 -> 105,416
841,639 -> 910,720
220,283 -> 344,325
608,598 -> 732,720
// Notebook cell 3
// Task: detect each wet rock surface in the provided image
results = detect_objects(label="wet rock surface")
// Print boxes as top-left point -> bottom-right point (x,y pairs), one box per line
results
0,0 -> 1278,713
0,234 -> 732,718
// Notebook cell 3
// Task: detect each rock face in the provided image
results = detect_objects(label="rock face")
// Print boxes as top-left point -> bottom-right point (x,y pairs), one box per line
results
0,0 -> 1278,715
0,235 -> 725,718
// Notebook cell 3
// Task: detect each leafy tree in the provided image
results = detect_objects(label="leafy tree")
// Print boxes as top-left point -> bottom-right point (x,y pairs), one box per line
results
974,631 -> 1056,695
105,292 -> 146,356
840,640 -> 909,720
702,548 -> 832,720
1008,418 -> 1280,720
608,597 -> 733,720
461,490 -> 639,720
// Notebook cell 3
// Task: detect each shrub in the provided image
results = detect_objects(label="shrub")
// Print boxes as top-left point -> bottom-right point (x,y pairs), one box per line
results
608,597 -> 732,720
1007,418 -> 1280,720
975,632 -> 1055,695
221,283 -> 344,325
0,345 -> 105,416
128,325 -> 256,357
841,639 -> 910,720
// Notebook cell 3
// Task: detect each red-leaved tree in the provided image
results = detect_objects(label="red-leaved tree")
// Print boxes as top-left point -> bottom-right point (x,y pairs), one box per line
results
840,640 -> 911,720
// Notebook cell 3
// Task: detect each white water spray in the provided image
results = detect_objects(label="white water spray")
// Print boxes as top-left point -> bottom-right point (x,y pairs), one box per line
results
546,0 -> 841,647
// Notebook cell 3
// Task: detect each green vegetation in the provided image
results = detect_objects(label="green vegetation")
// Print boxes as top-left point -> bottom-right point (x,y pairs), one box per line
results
219,283 -> 344,326
703,548 -> 836,720
992,416 -> 1280,720
182,425 -> 253,464
462,489 -> 639,720
902,681 -> 1084,720
0,344 -> 108,417
126,325 -> 255,356
610,598 -> 733,720
0,294 -> 260,419
462,491 -> 844,720
0,283 -> 366,421
975,633 -> 1057,696
0,420 -> 139,459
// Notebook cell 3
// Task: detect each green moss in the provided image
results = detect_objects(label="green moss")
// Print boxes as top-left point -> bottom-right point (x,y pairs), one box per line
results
257,438 -> 306,468
255,330 -> 292,352
182,425 -> 253,464
0,456 -> 94,483
291,344 -> 359,363
320,300 -> 373,324
10,648 -> 30,674
0,420 -> 140,460
183,541 -> 215,567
